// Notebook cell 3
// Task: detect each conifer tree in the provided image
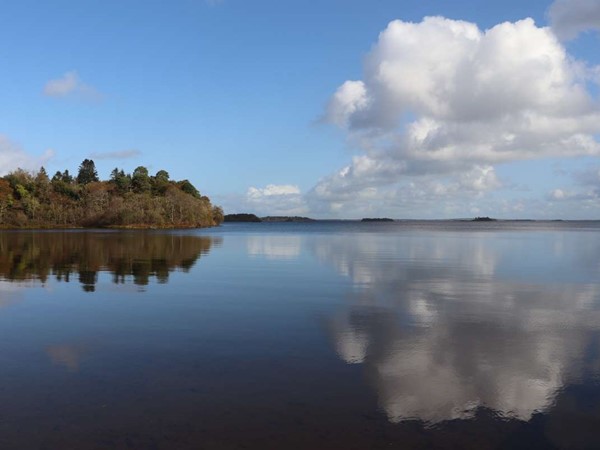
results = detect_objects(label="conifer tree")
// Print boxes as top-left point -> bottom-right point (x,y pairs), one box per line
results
77,159 -> 99,185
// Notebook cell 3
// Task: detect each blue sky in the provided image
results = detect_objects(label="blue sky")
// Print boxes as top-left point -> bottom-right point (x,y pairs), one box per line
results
1,0 -> 599,219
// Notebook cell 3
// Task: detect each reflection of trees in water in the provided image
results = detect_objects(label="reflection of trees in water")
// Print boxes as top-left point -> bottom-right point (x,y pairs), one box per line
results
0,232 -> 219,290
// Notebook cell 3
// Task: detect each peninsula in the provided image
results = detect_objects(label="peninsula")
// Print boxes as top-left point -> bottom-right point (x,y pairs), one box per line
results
0,160 -> 223,229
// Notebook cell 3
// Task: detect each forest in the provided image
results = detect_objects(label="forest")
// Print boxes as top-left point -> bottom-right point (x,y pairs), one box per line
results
0,159 -> 224,228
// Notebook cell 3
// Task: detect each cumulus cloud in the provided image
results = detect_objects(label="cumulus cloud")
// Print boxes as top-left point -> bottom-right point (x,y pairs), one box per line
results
89,149 -> 142,160
43,71 -> 101,100
0,135 -> 54,176
307,161 -> 504,218
243,184 -> 308,216
313,16 -> 600,216
549,0 -> 600,40
325,81 -> 369,127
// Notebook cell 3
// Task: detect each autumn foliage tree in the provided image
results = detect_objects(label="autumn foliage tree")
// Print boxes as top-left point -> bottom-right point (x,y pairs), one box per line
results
0,161 -> 223,229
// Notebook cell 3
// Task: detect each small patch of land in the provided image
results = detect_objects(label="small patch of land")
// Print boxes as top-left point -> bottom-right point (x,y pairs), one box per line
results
472,216 -> 497,222
224,213 -> 262,223
261,216 -> 316,222
224,214 -> 317,223
361,217 -> 394,222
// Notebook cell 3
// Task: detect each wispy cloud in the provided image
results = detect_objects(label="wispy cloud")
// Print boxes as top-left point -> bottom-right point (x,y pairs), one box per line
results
0,135 -> 54,176
43,71 -> 102,100
549,166 -> 600,204
247,184 -> 301,198
89,149 -> 142,160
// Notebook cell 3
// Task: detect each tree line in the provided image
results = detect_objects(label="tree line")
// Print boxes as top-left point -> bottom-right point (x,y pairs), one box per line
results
0,159 -> 224,228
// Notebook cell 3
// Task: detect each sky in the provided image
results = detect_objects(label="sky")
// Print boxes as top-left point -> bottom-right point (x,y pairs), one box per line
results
1,0 -> 600,219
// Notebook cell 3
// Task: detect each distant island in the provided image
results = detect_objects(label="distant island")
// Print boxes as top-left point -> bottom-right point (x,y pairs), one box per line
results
224,214 -> 316,223
224,213 -> 262,222
472,216 -> 497,222
0,160 -> 223,229
261,216 -> 316,222
361,218 -> 394,222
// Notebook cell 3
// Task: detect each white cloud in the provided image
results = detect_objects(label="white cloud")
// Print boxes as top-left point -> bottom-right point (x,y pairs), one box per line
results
307,163 -> 502,218
312,16 -> 600,217
550,188 -> 568,200
224,183 -> 309,217
458,165 -> 501,192
247,184 -> 301,198
549,0 -> 600,40
43,71 -> 101,100
325,80 -> 369,127
0,135 -> 54,176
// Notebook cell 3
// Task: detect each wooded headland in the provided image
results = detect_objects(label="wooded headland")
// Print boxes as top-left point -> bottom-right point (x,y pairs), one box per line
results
0,159 -> 223,229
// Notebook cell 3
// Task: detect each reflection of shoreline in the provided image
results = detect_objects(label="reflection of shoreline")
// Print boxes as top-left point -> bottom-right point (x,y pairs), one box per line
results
0,232 -> 221,291
315,233 -> 600,424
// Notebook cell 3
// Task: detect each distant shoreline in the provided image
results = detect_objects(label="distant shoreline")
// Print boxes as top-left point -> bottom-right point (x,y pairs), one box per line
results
224,214 -> 315,223
221,217 -> 595,223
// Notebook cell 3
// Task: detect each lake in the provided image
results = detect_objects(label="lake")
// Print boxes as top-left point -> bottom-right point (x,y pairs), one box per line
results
0,221 -> 599,449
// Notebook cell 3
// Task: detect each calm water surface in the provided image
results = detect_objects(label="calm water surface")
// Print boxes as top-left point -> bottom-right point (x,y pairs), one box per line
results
1,222 -> 600,449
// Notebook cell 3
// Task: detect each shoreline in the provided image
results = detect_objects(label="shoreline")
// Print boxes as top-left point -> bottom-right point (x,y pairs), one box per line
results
0,223 -> 222,231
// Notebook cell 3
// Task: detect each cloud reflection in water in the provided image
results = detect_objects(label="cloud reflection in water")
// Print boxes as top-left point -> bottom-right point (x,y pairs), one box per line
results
247,235 -> 302,260
313,232 -> 600,424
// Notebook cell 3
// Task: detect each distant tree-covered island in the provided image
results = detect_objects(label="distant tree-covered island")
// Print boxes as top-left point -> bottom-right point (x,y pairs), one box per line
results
223,214 -> 316,223
261,216 -> 315,222
0,160 -> 224,229
224,213 -> 262,222
361,217 -> 394,222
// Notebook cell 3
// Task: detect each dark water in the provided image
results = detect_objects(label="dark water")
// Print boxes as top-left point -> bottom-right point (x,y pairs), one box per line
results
1,222 -> 600,449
